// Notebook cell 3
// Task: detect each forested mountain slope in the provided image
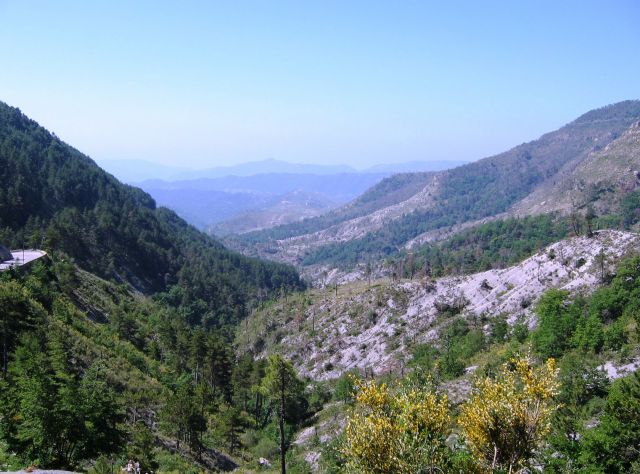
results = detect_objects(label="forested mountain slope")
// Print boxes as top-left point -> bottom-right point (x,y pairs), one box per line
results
238,171 -> 435,243
0,102 -> 318,472
232,101 -> 640,272
0,263 -> 239,471
0,101 -> 303,327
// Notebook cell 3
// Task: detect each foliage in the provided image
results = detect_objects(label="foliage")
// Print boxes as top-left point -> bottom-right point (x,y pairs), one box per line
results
410,214 -> 570,277
241,172 -> 433,244
297,101 -> 640,269
409,318 -> 485,381
0,101 -> 304,329
578,370 -> 640,473
458,356 -> 560,473
532,289 -> 582,358
333,372 -> 358,403
0,327 -> 124,468
261,355 -> 306,473
342,379 -> 450,473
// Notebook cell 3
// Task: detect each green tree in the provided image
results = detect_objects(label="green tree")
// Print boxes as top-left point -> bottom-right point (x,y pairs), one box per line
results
0,280 -> 46,376
579,370 -> 640,472
261,355 -> 305,474
571,313 -> 604,353
160,381 -> 206,453
532,289 -> 581,358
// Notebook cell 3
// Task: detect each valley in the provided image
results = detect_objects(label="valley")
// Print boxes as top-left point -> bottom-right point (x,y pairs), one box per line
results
3,3 -> 640,472
228,101 -> 640,283
1,99 -> 640,474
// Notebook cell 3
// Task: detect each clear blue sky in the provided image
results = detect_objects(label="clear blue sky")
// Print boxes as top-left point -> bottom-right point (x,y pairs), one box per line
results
1,0 -> 638,169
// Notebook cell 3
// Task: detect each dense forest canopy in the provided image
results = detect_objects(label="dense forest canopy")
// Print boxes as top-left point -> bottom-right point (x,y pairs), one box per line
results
0,101 -> 304,327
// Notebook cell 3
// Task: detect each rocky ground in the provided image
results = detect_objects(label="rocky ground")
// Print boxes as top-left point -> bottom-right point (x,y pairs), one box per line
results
240,230 -> 640,380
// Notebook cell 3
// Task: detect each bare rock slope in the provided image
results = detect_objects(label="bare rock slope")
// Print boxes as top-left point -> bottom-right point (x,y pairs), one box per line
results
240,230 -> 639,380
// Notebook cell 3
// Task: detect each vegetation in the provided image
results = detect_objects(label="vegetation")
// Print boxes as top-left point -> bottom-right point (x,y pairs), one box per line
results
342,378 -> 450,473
459,357 -> 560,472
0,261 -> 319,472
261,355 -> 306,474
241,172 -> 433,244
292,101 -> 640,268
323,256 -> 640,473
0,102 -> 320,472
0,101 -> 304,330
2,99 -> 640,473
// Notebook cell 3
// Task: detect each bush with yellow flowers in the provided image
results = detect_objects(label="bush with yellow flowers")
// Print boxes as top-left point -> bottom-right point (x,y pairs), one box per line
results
458,355 -> 560,473
342,378 -> 450,474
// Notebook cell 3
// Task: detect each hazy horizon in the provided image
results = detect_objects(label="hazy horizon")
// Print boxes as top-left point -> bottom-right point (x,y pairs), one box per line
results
1,1 -> 639,169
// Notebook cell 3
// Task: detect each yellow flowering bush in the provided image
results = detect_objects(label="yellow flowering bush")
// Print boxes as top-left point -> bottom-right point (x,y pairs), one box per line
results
458,355 -> 560,473
342,379 -> 450,473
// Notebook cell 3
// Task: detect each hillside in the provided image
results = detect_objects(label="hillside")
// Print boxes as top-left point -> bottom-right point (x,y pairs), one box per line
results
231,101 -> 640,275
138,172 -> 387,230
0,260 -> 239,472
237,227 -> 640,473
209,190 -> 337,236
238,230 -> 640,379
513,120 -> 640,216
0,101 -> 303,326
0,102 -> 320,473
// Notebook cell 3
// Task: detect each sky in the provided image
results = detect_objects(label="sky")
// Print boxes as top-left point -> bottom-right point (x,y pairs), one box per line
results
1,1 -> 639,169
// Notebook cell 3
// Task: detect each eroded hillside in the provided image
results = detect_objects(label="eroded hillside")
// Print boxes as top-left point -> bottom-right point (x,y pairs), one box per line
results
238,230 -> 640,380
513,120 -> 640,216
229,101 -> 640,279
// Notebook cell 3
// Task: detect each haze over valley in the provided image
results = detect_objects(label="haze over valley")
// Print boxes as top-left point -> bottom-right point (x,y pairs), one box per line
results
1,1 -> 639,473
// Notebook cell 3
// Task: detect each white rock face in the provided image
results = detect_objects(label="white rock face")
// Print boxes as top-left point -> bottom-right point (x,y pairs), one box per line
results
599,359 -> 640,380
260,230 -> 640,380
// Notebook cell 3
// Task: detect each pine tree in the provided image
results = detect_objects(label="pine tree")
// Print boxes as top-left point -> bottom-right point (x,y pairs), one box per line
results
261,355 -> 304,474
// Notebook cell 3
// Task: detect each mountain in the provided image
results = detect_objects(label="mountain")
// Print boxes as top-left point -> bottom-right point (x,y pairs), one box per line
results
101,158 -> 360,183
244,229 -> 640,472
513,120 -> 640,216
231,100 -> 640,275
0,101 -> 304,325
137,172 -> 388,230
0,100 -> 314,472
180,158 -> 357,179
208,190 -> 337,236
114,161 -> 466,233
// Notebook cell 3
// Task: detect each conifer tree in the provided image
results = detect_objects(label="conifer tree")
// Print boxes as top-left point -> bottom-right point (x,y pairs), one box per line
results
261,355 -> 304,474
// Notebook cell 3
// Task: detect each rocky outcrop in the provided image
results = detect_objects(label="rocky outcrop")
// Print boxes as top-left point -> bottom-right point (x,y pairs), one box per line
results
242,230 -> 640,380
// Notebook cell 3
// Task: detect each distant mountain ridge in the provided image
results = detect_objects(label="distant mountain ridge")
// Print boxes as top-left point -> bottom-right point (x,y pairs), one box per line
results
137,172 -> 389,230
100,157 -> 467,183
229,100 -> 640,275
136,161 -> 466,232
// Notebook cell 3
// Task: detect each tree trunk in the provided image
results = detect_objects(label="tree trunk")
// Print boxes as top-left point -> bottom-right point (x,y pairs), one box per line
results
280,367 -> 286,474
2,314 -> 7,377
